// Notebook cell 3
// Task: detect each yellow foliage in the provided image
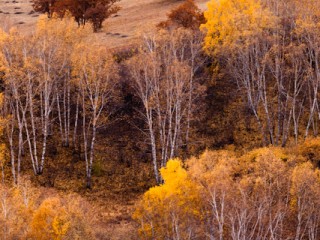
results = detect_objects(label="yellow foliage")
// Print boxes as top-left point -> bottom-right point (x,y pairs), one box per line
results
298,137 -> 320,166
30,197 -> 70,240
0,143 -> 7,169
201,0 -> 277,54
188,150 -> 238,190
0,28 -> 7,43
135,146 -> 320,238
290,162 -> 320,211
188,150 -> 235,172
0,181 -> 95,239
160,158 -> 188,185
134,159 -> 202,239
0,29 -> 7,73
63,194 -> 95,239
240,147 -> 288,164
52,214 -> 70,240
71,43 -> 116,83
294,0 -> 320,24
36,14 -> 90,45
0,181 -> 39,239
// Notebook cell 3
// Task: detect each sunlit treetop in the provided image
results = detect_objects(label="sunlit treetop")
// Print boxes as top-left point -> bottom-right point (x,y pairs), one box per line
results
201,0 -> 277,54
36,14 -> 90,44
293,0 -> 320,37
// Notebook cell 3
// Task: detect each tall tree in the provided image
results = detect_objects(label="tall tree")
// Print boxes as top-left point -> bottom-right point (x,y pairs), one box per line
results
72,44 -> 118,188
128,29 -> 204,183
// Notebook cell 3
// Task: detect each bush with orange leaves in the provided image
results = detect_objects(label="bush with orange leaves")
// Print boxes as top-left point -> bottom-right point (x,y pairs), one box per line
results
158,0 -> 205,30
0,179 -> 95,239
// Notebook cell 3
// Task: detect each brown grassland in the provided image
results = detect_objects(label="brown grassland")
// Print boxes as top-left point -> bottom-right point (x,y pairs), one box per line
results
0,0 -> 207,47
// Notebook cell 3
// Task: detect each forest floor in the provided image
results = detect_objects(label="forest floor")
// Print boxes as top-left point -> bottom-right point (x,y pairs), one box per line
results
0,0 -> 208,239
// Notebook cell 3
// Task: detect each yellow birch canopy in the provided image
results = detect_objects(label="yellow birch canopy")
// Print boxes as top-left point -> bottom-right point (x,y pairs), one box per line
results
201,0 -> 277,54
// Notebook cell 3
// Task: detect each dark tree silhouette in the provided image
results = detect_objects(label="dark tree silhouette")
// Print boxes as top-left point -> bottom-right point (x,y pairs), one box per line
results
158,0 -> 205,30
32,0 -> 120,32
85,1 -> 120,32
31,0 -> 57,18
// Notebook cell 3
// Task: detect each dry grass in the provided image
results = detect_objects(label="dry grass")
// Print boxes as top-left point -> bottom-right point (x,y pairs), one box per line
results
0,0 -> 36,30
0,0 -> 207,47
100,0 -> 208,47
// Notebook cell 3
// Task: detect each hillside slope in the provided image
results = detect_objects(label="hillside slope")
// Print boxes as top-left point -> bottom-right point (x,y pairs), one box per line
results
0,0 -> 207,47
0,1 -> 208,239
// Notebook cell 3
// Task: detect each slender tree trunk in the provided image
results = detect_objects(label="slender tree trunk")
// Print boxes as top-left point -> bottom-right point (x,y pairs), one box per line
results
82,92 -> 90,187
73,93 -> 80,149
28,84 -> 40,174
8,123 -> 16,184
148,111 -> 159,184
39,121 -> 48,174
57,93 -> 64,145
87,122 -> 97,189
66,77 -> 71,147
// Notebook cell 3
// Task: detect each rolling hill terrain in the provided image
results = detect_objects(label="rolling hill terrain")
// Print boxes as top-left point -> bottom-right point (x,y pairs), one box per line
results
0,0 -> 207,47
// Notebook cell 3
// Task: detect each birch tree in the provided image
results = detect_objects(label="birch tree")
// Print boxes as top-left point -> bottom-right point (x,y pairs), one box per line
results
72,44 -> 118,188
128,29 -> 204,183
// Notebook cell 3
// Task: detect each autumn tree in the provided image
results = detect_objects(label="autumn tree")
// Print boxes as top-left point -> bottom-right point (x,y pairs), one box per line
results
30,197 -> 70,239
199,0 -> 320,147
72,44 -> 118,188
84,1 -> 121,32
135,146 -> 320,239
291,163 -> 320,240
188,150 -> 237,240
158,0 -> 205,30
32,0 -> 120,32
36,15 -> 89,149
202,0 -> 278,145
127,29 -> 205,183
0,179 -> 96,239
0,29 -> 33,180
0,16 -> 89,182
0,13 -> 122,188
134,159 -> 202,239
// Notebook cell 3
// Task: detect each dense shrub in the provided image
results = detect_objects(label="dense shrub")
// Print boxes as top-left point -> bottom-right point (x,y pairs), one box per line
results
0,180 -> 95,239
158,0 -> 205,30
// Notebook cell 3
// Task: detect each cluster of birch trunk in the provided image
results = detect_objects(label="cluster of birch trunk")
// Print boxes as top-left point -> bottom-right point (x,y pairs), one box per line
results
213,0 -> 320,146
127,29 -> 205,183
0,20 -> 118,187
0,17 -> 205,185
